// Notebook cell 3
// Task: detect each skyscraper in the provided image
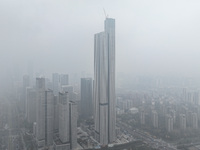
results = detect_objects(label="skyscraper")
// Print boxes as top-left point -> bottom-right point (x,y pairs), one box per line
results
81,78 -> 93,120
35,78 -> 54,147
53,92 -> 77,150
52,73 -> 60,96
94,18 -> 116,145
60,74 -> 69,86
36,78 -> 46,147
22,75 -> 30,114
26,87 -> 36,124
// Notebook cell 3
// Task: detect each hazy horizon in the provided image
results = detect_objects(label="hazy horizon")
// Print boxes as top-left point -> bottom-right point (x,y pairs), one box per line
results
1,0 -> 200,83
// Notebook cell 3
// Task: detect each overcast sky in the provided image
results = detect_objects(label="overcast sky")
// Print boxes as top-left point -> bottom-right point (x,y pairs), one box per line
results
1,0 -> 200,81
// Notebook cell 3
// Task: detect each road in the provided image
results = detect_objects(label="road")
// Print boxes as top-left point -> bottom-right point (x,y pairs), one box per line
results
117,121 -> 177,150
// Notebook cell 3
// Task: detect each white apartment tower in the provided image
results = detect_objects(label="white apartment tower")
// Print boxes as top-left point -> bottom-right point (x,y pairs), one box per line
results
36,78 -> 46,147
94,18 -> 116,145
35,78 -> 54,147
55,92 -> 77,150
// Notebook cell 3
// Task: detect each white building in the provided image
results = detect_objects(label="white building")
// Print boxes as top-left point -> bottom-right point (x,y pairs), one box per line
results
35,78 -> 54,147
94,18 -> 116,145
54,92 -> 77,150
36,78 -> 46,147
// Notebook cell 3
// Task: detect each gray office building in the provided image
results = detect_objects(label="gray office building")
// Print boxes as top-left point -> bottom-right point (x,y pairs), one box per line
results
26,87 -> 36,124
52,73 -> 60,96
94,18 -> 116,145
60,74 -> 69,86
81,78 -> 93,120
36,78 -> 46,147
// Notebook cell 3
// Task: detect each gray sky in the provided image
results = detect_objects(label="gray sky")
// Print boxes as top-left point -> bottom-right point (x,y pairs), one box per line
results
1,0 -> 200,80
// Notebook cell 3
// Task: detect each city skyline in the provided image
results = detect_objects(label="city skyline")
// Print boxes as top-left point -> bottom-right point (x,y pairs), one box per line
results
1,0 -> 200,87
1,1 -> 200,149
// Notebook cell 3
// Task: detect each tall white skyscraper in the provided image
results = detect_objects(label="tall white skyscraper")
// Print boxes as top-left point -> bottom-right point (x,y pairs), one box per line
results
94,18 -> 116,145
36,78 -> 46,147
35,78 -> 54,147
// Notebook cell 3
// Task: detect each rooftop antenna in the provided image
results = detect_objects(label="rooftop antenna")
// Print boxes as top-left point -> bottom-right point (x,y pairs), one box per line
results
103,8 -> 108,18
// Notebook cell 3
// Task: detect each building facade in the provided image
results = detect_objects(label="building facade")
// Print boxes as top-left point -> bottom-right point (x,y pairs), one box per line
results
56,92 -> 77,150
94,18 -> 116,145
81,78 -> 93,120
35,78 -> 54,147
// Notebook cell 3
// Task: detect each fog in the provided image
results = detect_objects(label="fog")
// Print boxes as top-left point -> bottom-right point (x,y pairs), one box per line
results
1,0 -> 200,83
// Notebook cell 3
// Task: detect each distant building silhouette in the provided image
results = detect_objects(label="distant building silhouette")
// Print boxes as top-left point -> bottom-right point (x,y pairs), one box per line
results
179,114 -> 186,130
26,87 -> 36,124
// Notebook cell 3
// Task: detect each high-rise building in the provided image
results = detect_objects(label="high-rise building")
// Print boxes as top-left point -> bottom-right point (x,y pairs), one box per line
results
94,18 -> 116,145
22,75 -> 30,114
193,91 -> 200,105
53,92 -> 77,150
179,114 -> 186,130
52,73 -> 60,96
53,95 -> 59,132
81,78 -> 93,120
191,113 -> 198,129
58,92 -> 70,143
26,87 -> 36,124
45,90 -> 54,146
36,78 -> 46,147
35,78 -> 54,147
60,74 -> 69,86
166,114 -> 173,132
140,110 -> 145,125
152,110 -> 158,128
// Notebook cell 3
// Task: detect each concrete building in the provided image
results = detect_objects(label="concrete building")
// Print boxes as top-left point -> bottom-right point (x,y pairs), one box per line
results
59,92 -> 70,143
152,110 -> 158,128
193,91 -> 200,105
166,115 -> 173,132
35,78 -> 54,147
191,113 -> 198,129
54,92 -> 77,150
94,18 -> 116,145
179,114 -> 186,130
26,87 -> 36,124
53,96 -> 59,132
61,85 -> 73,93
140,111 -> 145,125
60,74 -> 69,86
52,73 -> 60,96
45,89 -> 54,146
69,101 -> 77,149
80,78 -> 93,120
36,78 -> 46,147
22,75 -> 30,114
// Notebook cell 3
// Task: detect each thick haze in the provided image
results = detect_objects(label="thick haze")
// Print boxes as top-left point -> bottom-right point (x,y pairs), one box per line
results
1,0 -> 200,82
